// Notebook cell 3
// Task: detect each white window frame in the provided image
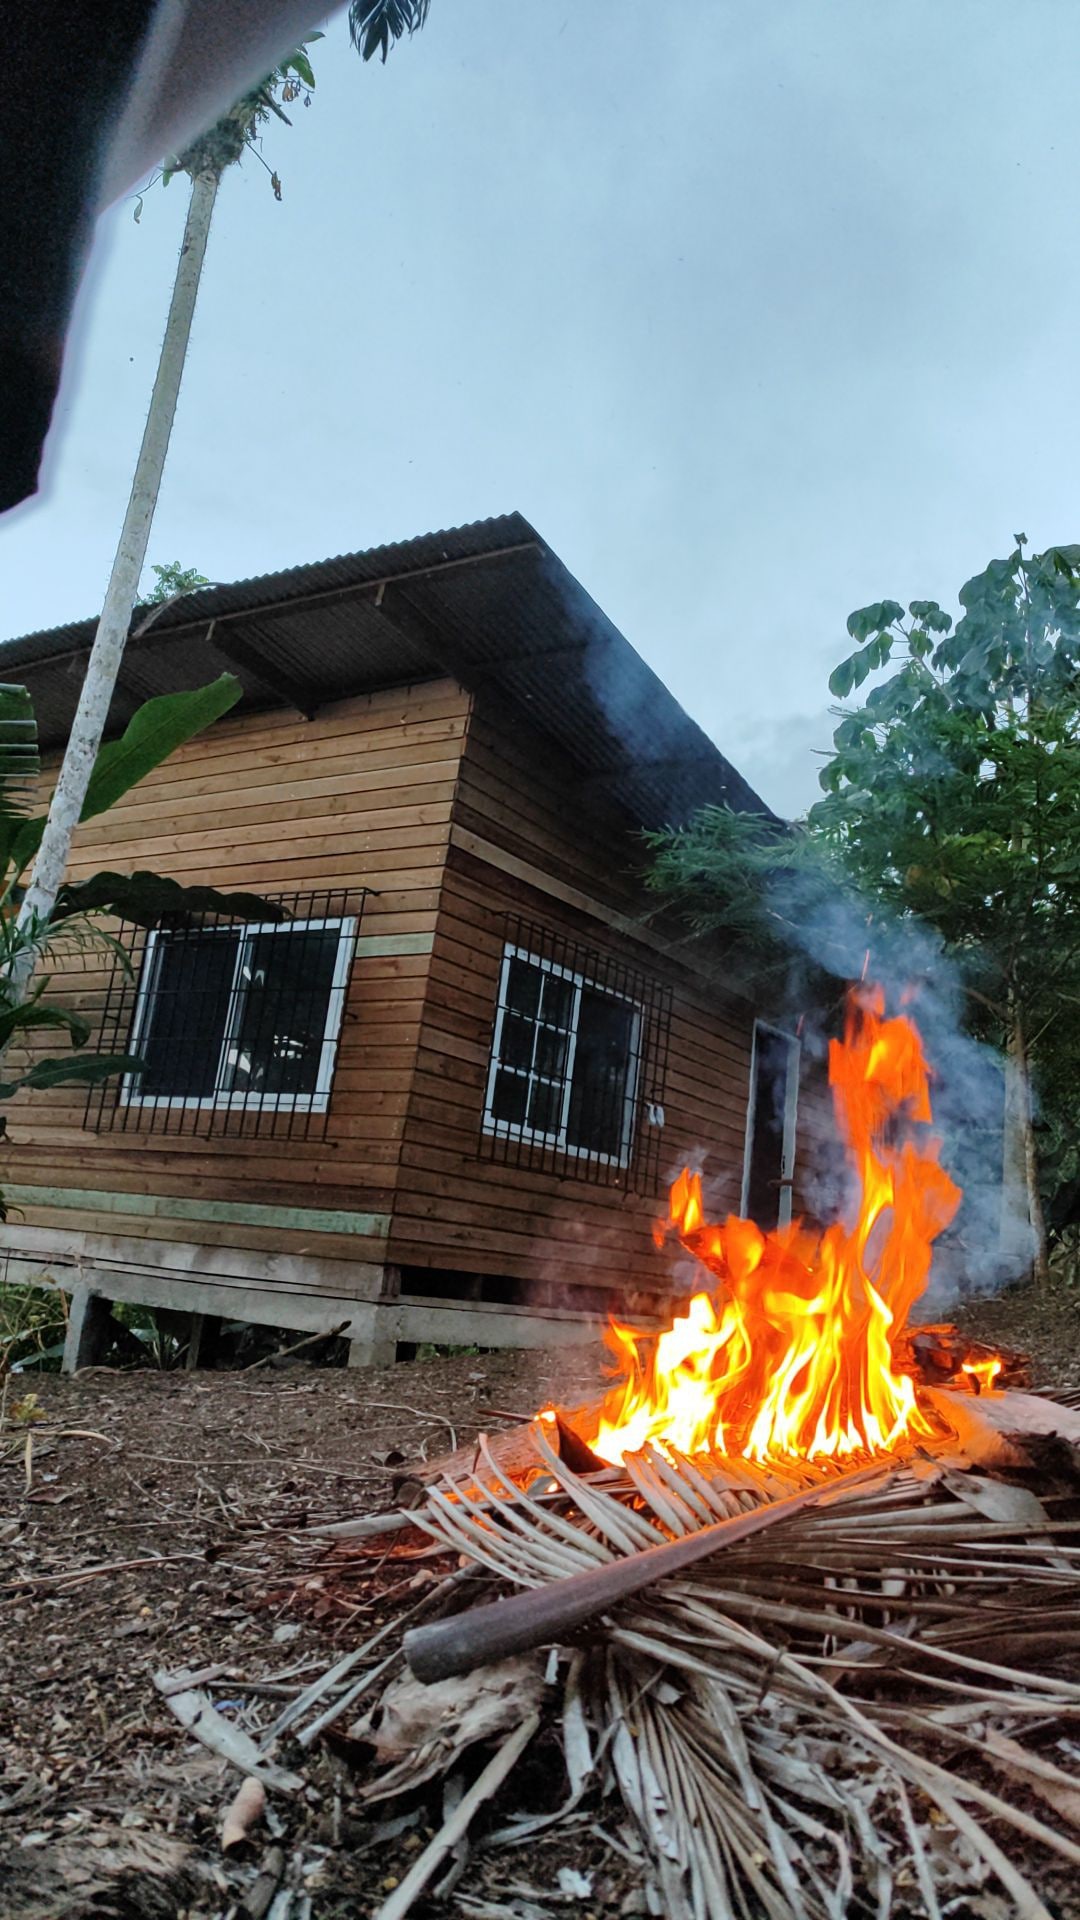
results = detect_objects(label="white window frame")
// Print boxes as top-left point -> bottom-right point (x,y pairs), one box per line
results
482,943 -> 642,1168
740,1018 -> 801,1227
121,915 -> 356,1113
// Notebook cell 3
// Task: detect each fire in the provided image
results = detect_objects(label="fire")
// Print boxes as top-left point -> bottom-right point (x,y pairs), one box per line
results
592,986 -> 966,1466
962,1356 -> 1003,1396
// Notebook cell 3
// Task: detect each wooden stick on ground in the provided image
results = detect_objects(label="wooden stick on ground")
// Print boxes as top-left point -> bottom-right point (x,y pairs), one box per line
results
372,1713 -> 540,1920
404,1462 -> 890,1684
242,1321 -> 350,1372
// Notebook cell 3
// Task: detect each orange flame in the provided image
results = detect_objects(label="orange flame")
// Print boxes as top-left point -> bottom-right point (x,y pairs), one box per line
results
592,985 -> 964,1466
962,1356 -> 1002,1396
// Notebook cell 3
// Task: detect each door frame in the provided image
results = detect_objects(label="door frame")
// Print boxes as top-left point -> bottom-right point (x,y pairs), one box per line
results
740,1019 -> 801,1228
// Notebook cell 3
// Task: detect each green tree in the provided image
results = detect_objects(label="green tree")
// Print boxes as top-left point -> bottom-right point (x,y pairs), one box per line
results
809,539 -> 1080,1283
647,541 -> 1080,1285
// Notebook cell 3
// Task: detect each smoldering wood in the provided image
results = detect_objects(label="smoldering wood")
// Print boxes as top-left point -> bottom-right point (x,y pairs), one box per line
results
403,1463 -> 889,1684
895,1323 -> 1029,1390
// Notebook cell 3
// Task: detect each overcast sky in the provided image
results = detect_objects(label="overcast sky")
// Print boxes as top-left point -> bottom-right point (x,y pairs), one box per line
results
3,0 -> 1079,818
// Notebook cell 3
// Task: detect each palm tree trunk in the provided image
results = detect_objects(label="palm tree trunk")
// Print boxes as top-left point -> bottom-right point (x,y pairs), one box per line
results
14,166 -> 220,955
1002,1005 -> 1049,1286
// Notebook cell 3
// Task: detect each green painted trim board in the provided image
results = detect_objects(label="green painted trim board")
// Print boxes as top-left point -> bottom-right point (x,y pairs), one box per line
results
6,1185 -> 390,1239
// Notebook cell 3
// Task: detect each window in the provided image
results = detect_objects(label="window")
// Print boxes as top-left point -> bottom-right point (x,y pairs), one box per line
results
123,915 -> 355,1113
484,944 -> 642,1166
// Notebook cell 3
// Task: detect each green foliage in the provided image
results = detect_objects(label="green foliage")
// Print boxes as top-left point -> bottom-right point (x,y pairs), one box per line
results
143,562 -> 209,603
53,872 -> 284,929
646,540 -> 1080,1237
350,1 -> 431,62
0,1051 -> 145,1101
164,36 -> 323,189
810,539 -> 1080,1030
0,675 -> 275,1110
79,677 -> 242,827
809,538 -> 1080,1222
644,805 -> 857,1002
0,1282 -> 68,1375
4,675 -> 243,880
0,686 -> 40,822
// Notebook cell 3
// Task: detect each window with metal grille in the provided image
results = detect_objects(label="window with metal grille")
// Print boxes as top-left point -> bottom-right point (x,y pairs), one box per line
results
85,888 -> 367,1140
479,916 -> 672,1193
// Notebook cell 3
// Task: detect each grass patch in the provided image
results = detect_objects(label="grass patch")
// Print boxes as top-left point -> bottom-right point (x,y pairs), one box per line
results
0,1280 -> 69,1373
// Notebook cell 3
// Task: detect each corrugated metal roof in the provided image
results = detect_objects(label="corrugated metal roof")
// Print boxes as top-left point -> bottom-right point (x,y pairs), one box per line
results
0,513 -> 776,829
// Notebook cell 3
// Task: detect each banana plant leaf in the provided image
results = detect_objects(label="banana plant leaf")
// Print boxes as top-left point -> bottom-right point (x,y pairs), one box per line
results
0,684 -> 41,825
0,1000 -> 91,1050
0,1052 -> 144,1100
7,674 -> 244,876
53,871 -> 285,928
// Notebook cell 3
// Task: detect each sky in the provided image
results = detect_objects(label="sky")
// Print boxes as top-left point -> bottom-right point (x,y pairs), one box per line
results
4,0 -> 1080,819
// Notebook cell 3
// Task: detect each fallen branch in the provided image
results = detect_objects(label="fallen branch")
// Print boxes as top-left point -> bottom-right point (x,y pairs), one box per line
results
154,1670 -> 303,1793
372,1713 -> 540,1920
242,1321 -> 350,1372
405,1462 -> 890,1683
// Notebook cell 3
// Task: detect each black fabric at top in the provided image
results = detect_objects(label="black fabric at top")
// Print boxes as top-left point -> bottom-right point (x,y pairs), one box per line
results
1,2 -> 156,512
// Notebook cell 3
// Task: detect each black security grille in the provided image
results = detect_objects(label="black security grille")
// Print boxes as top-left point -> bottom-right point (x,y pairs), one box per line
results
85,888 -> 368,1140
478,913 -> 672,1195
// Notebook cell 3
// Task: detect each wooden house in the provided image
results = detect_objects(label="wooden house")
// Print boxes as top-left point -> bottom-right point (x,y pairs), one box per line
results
0,515 -> 831,1366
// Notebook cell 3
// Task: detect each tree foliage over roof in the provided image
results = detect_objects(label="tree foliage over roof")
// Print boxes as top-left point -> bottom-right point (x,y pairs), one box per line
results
648,539 -> 1080,1250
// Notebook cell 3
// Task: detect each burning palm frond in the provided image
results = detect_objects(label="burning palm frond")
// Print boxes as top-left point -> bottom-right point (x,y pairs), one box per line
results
373,1420 -> 1080,1920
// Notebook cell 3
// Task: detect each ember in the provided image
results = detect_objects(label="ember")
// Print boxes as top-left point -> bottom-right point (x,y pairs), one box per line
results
589,984 -> 985,1465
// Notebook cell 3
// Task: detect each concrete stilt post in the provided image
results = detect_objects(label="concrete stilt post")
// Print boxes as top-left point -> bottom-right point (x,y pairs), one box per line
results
62,1287 -> 113,1372
346,1302 -> 400,1369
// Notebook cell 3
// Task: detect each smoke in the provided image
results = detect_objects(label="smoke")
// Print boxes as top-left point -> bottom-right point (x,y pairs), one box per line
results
749,865 -> 1032,1307
540,547 -> 1030,1308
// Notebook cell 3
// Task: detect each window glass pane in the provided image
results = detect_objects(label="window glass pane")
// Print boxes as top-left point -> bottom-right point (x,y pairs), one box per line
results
504,957 -> 542,1018
220,927 -> 341,1098
566,988 -> 636,1155
500,1012 -> 535,1071
490,1069 -> 528,1126
540,973 -> 574,1028
526,1078 -> 562,1134
534,1023 -> 570,1079
137,930 -> 239,1097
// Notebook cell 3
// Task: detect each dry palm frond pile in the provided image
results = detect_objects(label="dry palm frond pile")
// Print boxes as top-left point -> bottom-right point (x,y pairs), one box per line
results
166,1392 -> 1080,1920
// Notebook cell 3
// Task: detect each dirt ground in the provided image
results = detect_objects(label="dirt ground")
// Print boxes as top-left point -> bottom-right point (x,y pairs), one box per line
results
2,1283 -> 1079,1920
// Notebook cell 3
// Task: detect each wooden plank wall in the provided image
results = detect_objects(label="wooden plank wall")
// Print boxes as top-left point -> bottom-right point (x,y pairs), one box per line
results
392,845 -> 772,1312
1,679 -> 471,1306
388,694 -> 796,1315
2,670 -> 839,1336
